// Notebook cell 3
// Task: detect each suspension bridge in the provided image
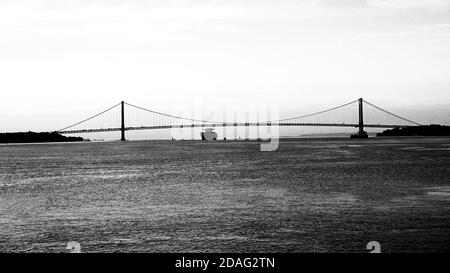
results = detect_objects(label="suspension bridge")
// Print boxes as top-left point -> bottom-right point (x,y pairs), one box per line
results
57,98 -> 421,140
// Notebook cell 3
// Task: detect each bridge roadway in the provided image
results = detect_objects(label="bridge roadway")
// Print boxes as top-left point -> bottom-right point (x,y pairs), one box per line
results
59,122 -> 404,134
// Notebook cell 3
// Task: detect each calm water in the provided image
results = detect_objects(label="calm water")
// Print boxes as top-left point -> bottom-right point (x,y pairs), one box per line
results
0,138 -> 449,253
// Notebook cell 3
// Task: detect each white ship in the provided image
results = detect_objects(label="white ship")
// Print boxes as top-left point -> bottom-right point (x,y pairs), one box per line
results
201,128 -> 217,141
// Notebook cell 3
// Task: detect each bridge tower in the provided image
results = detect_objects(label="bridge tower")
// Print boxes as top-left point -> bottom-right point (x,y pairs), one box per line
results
120,101 -> 126,141
351,98 -> 368,138
359,98 -> 364,133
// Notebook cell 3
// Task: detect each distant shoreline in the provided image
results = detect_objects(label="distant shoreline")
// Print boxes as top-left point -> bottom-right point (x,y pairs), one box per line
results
0,131 -> 85,144
0,133 -> 449,145
376,125 -> 450,137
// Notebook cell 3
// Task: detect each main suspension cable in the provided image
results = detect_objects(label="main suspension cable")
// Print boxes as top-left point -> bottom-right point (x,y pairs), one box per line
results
269,99 -> 359,122
124,102 -> 223,124
58,102 -> 121,132
363,100 -> 422,126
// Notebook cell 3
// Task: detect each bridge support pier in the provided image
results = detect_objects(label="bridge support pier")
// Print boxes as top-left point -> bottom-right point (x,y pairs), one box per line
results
351,98 -> 368,138
120,101 -> 126,141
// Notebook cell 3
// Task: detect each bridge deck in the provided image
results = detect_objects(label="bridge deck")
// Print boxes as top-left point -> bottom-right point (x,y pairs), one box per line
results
59,122 -> 404,134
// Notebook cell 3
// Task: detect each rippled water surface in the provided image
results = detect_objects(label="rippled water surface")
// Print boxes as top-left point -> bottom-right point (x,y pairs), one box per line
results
0,138 -> 449,252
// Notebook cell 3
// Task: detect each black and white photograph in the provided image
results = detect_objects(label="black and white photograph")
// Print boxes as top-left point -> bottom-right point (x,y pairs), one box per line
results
0,0 -> 449,265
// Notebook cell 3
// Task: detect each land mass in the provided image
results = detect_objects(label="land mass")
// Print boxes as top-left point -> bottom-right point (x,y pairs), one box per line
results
0,131 -> 85,143
377,124 -> 450,137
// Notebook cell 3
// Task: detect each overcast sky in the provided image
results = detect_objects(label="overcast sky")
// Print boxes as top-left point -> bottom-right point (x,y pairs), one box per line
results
0,0 -> 449,135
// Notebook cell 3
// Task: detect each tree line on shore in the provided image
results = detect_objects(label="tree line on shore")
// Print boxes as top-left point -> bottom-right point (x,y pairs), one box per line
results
0,131 -> 84,143
377,124 -> 450,137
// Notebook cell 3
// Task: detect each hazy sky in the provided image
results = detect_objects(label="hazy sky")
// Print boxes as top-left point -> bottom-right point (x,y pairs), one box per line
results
0,0 -> 449,134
